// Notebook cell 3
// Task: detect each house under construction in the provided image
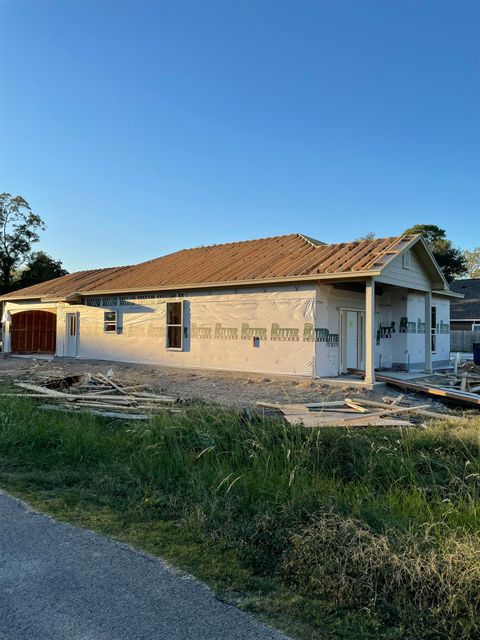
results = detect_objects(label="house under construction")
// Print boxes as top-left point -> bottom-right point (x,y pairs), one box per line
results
0,233 -> 460,385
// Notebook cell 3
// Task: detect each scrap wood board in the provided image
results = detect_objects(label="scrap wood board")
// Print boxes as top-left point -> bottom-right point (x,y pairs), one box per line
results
347,368 -> 480,408
255,394 -> 463,427
5,373 -> 180,420
376,374 -> 480,407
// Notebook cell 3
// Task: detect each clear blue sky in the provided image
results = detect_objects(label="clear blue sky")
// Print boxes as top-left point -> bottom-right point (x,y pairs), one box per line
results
0,0 -> 479,272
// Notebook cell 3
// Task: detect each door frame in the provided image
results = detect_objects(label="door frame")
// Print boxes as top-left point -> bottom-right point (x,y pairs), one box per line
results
65,312 -> 79,357
339,307 -> 365,374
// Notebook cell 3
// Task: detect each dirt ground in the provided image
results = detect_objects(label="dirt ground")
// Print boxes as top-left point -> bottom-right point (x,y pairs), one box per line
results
0,354 -> 406,408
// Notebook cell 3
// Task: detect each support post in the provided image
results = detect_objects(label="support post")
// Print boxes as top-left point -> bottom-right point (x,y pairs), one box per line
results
424,291 -> 432,374
365,278 -> 375,385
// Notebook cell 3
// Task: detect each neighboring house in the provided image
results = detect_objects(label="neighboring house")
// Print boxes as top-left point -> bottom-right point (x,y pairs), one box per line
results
450,279 -> 480,331
0,233 -> 461,385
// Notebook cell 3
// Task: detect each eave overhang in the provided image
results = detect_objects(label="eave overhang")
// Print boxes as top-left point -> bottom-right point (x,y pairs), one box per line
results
432,289 -> 464,299
74,271 -> 383,297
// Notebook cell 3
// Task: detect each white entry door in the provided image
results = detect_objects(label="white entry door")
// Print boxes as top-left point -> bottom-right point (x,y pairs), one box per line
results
344,310 -> 365,372
65,313 -> 78,357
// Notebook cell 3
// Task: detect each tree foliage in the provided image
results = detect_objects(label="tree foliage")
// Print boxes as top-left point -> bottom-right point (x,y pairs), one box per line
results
0,193 -> 45,292
464,246 -> 480,279
15,251 -> 68,289
355,232 -> 376,241
404,224 -> 467,283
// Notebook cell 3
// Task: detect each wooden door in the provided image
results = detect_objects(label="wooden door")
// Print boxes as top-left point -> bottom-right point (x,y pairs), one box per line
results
10,310 -> 57,354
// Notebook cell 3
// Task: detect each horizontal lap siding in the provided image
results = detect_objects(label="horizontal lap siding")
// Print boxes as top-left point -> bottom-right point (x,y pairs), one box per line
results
376,249 -> 431,291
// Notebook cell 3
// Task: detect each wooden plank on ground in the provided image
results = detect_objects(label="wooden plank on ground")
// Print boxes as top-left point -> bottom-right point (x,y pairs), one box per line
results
130,392 -> 177,403
95,373 -> 127,395
304,401 -> 347,408
376,374 -> 480,407
14,382 -> 69,397
339,403 -> 430,424
352,397 -> 465,422
38,404 -> 149,420
255,401 -> 311,414
344,399 -> 369,413
283,413 -> 412,428
390,393 -> 405,406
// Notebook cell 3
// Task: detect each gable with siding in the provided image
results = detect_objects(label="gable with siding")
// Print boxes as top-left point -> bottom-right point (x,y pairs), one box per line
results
376,246 -> 431,291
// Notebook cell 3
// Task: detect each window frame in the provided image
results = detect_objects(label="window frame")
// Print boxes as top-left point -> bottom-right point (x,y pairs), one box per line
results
104,310 -> 118,334
431,305 -> 437,354
402,250 -> 411,270
165,301 -> 184,351
68,314 -> 77,337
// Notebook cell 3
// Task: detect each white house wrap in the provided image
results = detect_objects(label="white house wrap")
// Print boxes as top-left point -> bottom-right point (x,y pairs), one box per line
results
0,233 -> 461,384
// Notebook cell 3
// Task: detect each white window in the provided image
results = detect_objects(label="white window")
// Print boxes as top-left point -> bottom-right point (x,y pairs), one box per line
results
104,311 -> 117,333
402,251 -> 410,269
166,302 -> 183,350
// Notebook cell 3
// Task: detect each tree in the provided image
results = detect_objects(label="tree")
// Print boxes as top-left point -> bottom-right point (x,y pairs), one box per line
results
403,224 -> 467,283
0,193 -> 45,292
15,251 -> 68,289
355,232 -> 376,241
464,246 -> 480,279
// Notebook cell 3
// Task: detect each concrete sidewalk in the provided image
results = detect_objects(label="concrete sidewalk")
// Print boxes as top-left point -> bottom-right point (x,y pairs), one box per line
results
0,492 -> 288,640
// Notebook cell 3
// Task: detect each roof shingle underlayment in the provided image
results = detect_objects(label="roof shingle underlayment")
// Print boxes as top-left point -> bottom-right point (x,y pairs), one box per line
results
1,233 -> 418,301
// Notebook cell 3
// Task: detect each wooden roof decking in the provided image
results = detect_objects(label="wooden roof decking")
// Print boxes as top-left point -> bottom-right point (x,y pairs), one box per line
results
0,267 -> 129,301
1,233 -> 420,301
81,234 -> 415,292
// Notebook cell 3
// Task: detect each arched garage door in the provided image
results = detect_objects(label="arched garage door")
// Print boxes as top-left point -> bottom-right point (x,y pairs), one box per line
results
11,310 -> 57,354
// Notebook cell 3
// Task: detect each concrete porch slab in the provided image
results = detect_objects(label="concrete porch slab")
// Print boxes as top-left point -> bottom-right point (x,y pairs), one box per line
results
377,370 -> 432,381
316,374 -> 386,391
317,365 -> 453,390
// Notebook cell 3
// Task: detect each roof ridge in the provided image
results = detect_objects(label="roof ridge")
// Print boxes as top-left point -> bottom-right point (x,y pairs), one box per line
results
193,232 -> 301,249
188,232 -> 305,252
297,233 -> 325,247
134,233 -> 311,268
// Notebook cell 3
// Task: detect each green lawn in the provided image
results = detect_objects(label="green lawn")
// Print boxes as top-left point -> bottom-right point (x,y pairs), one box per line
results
0,398 -> 479,639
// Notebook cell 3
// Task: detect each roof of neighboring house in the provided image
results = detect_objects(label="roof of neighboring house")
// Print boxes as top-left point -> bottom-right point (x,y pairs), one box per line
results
450,279 -> 480,320
0,232 -> 449,301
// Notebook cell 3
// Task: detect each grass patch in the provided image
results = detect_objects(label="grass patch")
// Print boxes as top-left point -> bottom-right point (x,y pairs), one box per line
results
0,398 -> 479,639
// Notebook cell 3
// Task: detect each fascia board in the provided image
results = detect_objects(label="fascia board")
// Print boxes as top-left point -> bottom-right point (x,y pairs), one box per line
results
77,271 -> 382,297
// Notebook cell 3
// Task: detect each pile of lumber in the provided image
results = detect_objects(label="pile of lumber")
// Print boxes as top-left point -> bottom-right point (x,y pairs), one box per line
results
345,367 -> 480,408
376,373 -> 480,407
256,394 -> 463,427
3,371 -> 179,421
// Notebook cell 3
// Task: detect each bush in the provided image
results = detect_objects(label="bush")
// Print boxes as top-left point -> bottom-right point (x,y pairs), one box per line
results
284,509 -> 480,638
